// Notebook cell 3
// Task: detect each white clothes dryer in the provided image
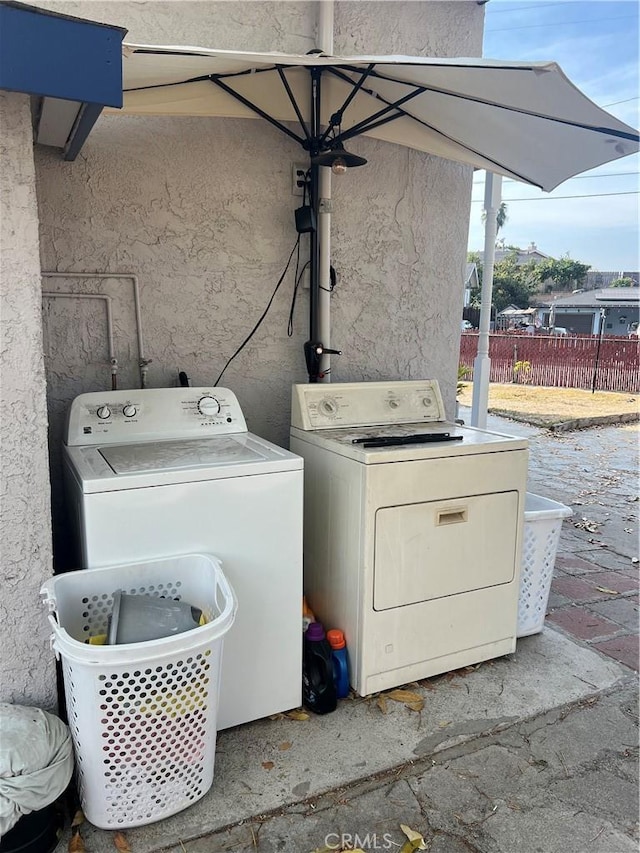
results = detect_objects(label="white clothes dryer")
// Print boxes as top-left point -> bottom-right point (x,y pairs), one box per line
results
290,380 -> 529,696
63,387 -> 303,729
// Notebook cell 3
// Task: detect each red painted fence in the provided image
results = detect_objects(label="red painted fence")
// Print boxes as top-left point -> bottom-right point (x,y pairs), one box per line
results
459,333 -> 640,393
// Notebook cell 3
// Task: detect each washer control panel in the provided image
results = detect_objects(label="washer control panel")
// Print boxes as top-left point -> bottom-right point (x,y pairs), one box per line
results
291,380 -> 446,430
66,387 -> 247,446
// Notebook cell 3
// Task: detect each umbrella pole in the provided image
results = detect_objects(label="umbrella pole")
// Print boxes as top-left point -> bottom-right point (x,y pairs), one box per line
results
309,161 -> 320,345
317,0 -> 334,383
304,67 -> 329,383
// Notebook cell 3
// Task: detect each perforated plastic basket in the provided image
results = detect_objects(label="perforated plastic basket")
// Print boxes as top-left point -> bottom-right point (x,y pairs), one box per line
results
517,494 -> 572,638
41,554 -> 236,830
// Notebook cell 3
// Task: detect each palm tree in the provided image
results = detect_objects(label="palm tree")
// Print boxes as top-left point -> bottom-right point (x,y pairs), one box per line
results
481,202 -> 508,233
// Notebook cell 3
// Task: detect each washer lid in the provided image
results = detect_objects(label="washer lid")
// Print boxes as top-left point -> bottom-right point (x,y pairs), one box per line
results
65,432 -> 303,493
99,436 -> 265,474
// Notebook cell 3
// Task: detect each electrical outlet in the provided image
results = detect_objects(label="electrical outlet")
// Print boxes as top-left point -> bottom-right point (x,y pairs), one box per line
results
292,163 -> 308,197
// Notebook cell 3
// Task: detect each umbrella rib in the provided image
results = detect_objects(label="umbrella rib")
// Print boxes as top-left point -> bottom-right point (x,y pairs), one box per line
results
319,63 -> 376,146
208,76 -> 306,146
276,66 -> 312,144
326,68 -> 426,139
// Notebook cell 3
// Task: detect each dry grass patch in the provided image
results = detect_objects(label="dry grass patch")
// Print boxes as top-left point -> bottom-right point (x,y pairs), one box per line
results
458,383 -> 639,426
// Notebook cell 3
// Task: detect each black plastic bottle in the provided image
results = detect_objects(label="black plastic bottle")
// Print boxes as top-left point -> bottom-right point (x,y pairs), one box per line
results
302,622 -> 337,714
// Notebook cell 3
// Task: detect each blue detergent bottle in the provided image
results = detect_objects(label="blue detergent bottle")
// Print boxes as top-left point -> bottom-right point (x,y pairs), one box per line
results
327,629 -> 350,699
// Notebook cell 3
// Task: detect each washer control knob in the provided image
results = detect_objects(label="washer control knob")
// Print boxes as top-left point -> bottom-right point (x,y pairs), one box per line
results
123,405 -> 137,418
96,406 -> 111,420
422,396 -> 433,408
198,395 -> 221,417
388,398 -> 400,409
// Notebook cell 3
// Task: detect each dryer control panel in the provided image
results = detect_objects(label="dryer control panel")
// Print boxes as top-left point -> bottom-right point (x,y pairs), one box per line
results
291,380 -> 446,430
65,387 -> 247,446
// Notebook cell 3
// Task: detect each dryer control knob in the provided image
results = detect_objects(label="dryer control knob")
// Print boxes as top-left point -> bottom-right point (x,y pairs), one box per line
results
198,395 -> 221,417
96,406 -> 111,420
123,405 -> 137,418
422,396 -> 433,407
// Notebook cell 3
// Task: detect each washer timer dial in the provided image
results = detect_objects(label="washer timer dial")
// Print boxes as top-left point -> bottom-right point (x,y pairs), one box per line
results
96,406 -> 111,420
198,395 -> 221,417
122,405 -> 137,418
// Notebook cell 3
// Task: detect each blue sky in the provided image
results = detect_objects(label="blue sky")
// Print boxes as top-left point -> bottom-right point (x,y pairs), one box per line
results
467,0 -> 639,272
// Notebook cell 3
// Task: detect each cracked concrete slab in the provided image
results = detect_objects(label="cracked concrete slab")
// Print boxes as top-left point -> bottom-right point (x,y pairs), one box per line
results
164,684 -> 638,853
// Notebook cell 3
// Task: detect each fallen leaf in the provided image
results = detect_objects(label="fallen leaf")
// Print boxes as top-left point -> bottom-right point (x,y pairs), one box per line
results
69,833 -> 86,853
114,831 -> 132,852
279,741 -> 292,751
405,701 -> 423,712
386,689 -> 424,711
286,709 -> 310,721
438,720 -> 451,728
261,761 -> 274,770
71,810 -> 85,829
595,586 -> 619,595
377,695 -> 388,715
400,822 -> 427,850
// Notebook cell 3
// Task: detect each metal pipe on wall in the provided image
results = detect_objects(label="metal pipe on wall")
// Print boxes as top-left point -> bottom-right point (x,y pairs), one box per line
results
42,291 -> 118,389
41,272 -> 150,387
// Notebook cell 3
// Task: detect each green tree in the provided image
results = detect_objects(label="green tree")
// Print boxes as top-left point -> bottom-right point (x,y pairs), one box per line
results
533,256 -> 590,291
610,276 -> 636,288
467,250 -> 538,314
481,202 -> 508,233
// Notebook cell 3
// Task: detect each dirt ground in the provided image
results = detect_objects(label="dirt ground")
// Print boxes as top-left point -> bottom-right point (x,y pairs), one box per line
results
457,383 -> 640,426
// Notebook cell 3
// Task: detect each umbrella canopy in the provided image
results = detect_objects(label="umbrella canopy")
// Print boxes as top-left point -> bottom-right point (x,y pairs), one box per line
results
120,46 -> 639,192
115,44 -> 639,381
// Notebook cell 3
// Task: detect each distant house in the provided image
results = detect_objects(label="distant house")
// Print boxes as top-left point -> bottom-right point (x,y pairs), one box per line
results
463,262 -> 479,308
538,288 -> 640,336
477,242 -> 551,267
585,270 -> 639,290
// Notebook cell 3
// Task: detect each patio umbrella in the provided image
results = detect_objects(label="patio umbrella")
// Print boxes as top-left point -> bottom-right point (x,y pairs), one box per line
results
117,45 -> 640,379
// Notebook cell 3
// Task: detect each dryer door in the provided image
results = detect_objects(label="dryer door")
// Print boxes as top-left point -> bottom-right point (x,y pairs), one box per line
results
373,491 -> 519,610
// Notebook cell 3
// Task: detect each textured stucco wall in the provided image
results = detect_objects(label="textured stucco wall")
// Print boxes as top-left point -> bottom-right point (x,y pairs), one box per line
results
34,1 -> 483,567
0,92 -> 57,708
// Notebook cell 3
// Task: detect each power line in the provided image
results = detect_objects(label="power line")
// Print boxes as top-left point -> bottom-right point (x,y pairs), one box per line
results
602,97 -> 639,108
470,190 -> 639,202
489,2 -> 570,14
486,14 -> 638,33
473,170 -> 640,184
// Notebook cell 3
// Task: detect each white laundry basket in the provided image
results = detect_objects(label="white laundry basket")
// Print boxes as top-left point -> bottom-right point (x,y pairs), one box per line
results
41,554 -> 236,830
517,493 -> 573,638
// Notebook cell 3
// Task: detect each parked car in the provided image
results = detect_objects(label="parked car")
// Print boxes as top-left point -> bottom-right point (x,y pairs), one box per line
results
461,320 -> 474,331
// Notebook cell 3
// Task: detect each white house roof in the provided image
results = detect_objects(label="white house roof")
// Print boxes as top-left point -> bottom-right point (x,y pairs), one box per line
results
542,288 -> 640,308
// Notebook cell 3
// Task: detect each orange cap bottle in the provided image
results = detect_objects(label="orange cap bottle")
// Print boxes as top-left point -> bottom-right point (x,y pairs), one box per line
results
327,629 -> 346,650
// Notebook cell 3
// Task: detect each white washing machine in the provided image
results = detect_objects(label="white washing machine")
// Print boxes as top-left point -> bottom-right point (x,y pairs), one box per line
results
63,387 -> 303,729
290,380 -> 529,696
